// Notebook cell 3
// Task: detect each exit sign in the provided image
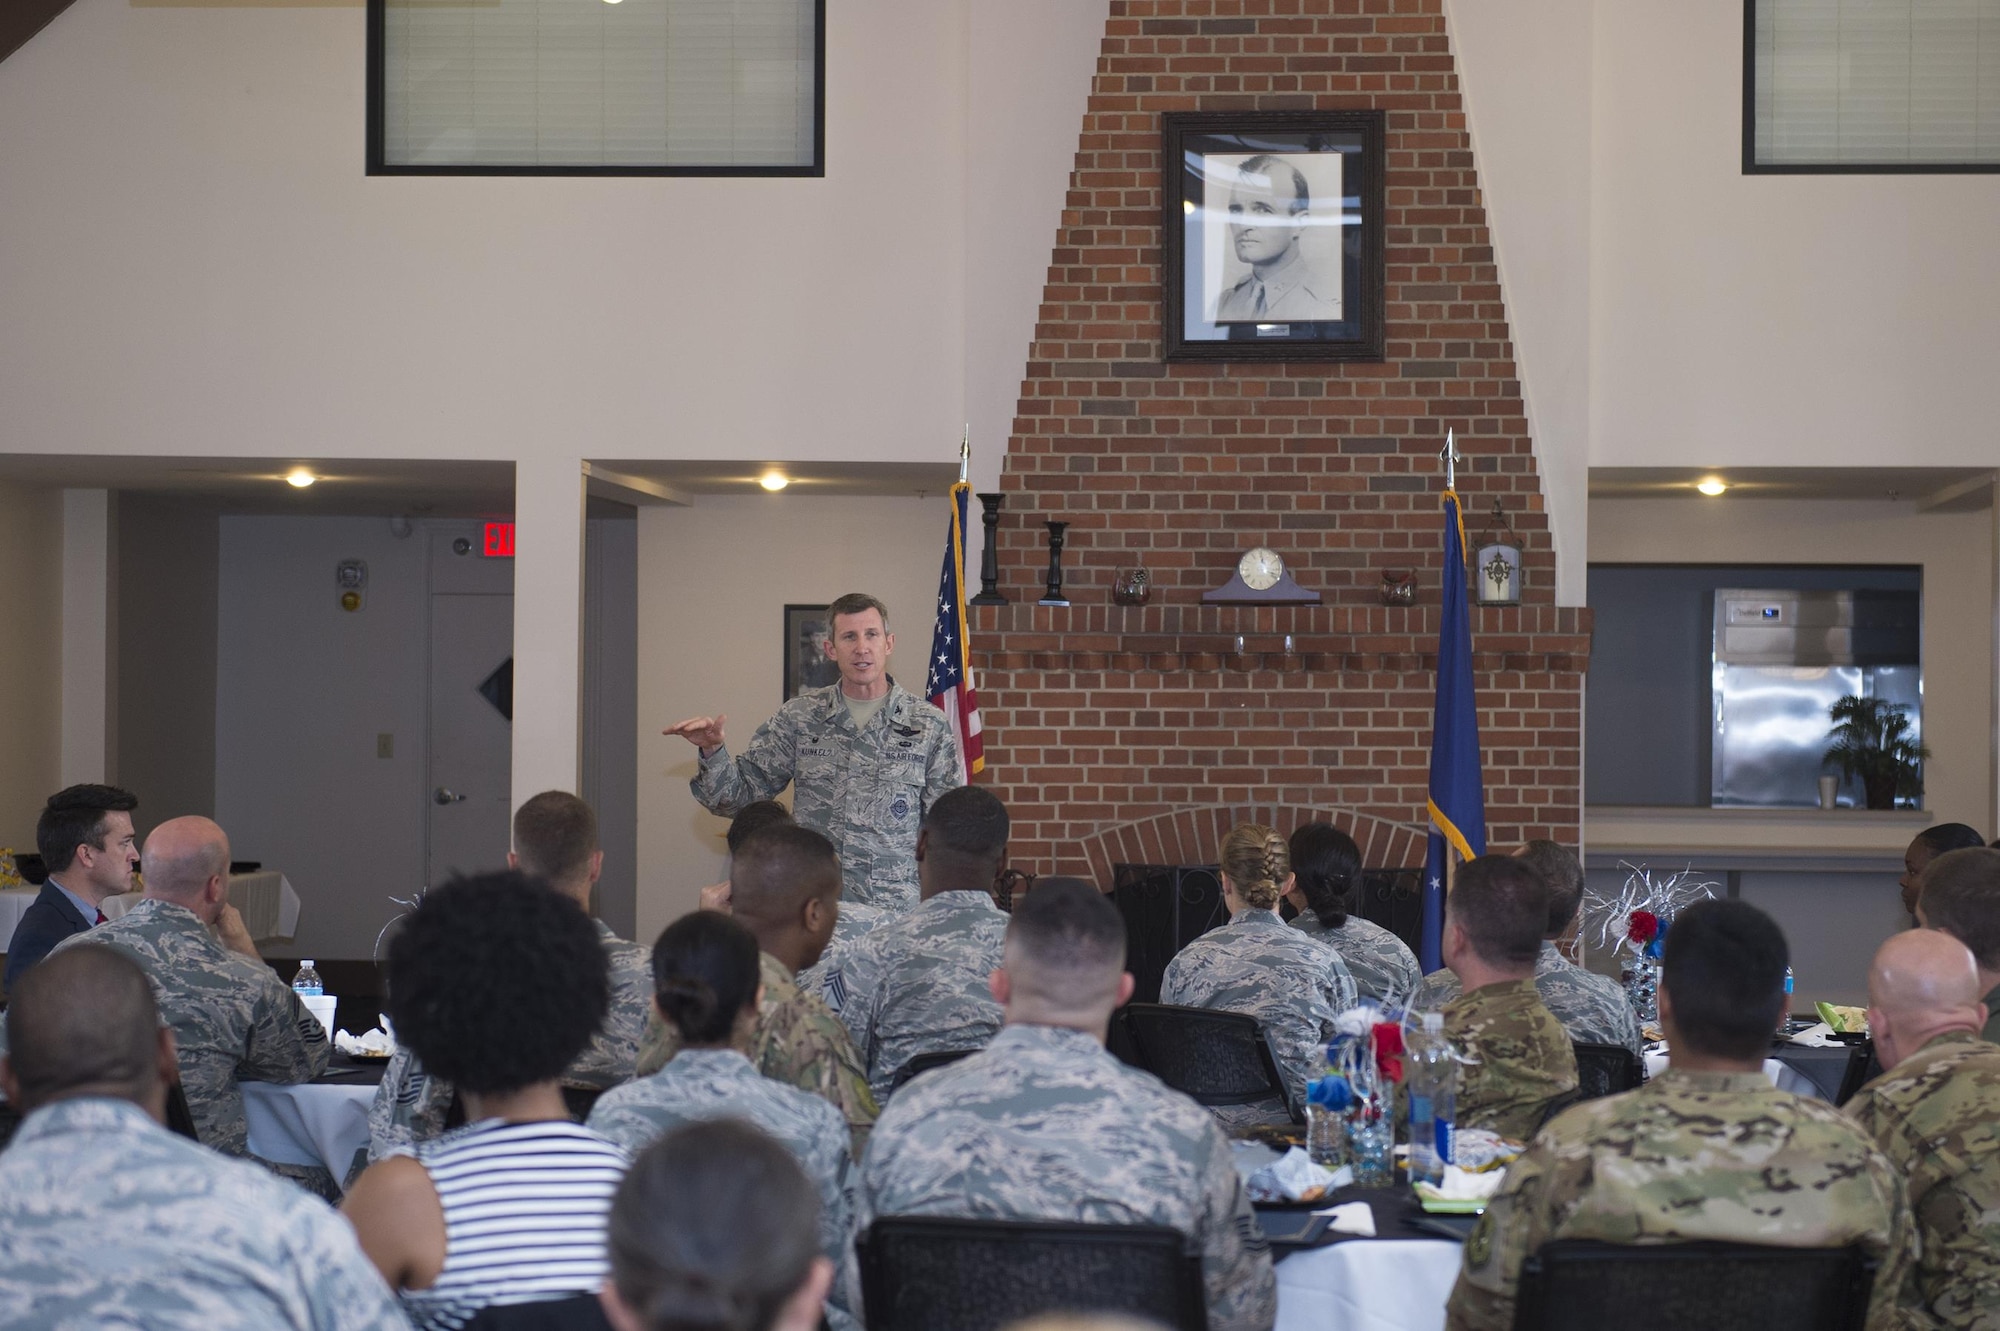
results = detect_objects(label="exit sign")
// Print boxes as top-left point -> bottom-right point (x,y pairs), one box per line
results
483,522 -> 515,558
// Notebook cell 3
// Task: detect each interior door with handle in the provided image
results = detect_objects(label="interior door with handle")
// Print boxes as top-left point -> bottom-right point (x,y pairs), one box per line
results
427,592 -> 515,887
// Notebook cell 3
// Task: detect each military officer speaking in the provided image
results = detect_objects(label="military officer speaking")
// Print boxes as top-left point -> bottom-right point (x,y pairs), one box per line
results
665,592 -> 963,915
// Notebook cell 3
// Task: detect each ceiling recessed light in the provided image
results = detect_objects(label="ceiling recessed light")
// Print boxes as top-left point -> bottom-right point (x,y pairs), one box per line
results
759,472 -> 789,492
1696,477 -> 1727,497
286,469 -> 317,489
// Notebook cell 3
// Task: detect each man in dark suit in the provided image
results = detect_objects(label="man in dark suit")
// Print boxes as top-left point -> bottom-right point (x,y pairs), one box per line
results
4,786 -> 140,990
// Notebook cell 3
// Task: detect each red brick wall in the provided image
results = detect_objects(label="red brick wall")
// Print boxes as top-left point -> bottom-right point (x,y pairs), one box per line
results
974,0 -> 1590,881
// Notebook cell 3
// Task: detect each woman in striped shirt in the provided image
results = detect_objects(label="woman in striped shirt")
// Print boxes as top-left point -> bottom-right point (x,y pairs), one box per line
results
342,871 -> 631,1331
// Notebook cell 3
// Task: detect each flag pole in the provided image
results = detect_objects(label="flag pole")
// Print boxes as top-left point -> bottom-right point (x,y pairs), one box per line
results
959,425 -> 970,485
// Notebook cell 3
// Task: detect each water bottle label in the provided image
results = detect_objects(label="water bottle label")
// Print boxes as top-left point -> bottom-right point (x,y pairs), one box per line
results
1434,1117 -> 1454,1165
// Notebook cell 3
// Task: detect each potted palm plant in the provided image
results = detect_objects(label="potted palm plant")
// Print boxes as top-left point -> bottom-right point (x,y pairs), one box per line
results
1824,695 -> 1929,810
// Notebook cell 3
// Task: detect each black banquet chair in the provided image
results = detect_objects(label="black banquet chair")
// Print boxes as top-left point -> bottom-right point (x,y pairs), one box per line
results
1117,1003 -> 1299,1122
1511,1239 -> 1876,1331
858,1215 -> 1208,1331
1570,1042 -> 1644,1102
888,1046 -> 979,1093
462,1294 -> 613,1331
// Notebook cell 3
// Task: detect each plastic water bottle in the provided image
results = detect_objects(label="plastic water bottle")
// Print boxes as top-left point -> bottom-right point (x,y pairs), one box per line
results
1405,1012 -> 1457,1188
1784,965 -> 1795,997
292,960 -> 323,997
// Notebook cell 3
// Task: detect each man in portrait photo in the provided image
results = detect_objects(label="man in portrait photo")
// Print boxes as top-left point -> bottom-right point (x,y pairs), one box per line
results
1211,153 -> 1341,323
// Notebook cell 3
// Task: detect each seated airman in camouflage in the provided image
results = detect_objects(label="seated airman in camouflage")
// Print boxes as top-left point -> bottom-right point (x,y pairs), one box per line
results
1415,840 -> 1642,1056
51,814 -> 327,1158
0,946 -> 406,1330
855,878 -> 1278,1331
1914,845 -> 2000,1042
1161,822 -> 1356,1126
635,822 -> 877,1155
1845,921 -> 2000,1328
1446,900 -> 1919,1331
820,785 -> 1012,1098
1437,854 -> 1578,1141
1285,821 -> 1421,1005
366,792 -> 651,1164
588,911 -> 856,1330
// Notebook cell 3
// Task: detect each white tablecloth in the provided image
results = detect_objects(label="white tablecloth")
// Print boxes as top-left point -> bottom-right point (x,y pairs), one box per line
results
1642,1052 -> 1822,1100
243,1081 -> 375,1184
0,887 -> 39,942
101,871 -> 301,943
1275,1237 -> 1463,1331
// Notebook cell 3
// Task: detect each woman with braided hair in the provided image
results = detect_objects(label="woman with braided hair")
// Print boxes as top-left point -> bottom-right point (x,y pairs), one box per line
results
1160,823 -> 1357,1128
599,1119 -> 832,1331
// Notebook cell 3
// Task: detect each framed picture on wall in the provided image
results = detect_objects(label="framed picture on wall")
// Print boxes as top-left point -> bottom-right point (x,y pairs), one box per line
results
783,604 -> 841,702
1161,110 -> 1386,362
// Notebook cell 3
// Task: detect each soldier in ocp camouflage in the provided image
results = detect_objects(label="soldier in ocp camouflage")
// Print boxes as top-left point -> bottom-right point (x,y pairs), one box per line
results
856,1023 -> 1278,1331
822,886 -> 1008,1098
0,1097 -> 411,1331
1290,911 -> 1422,1006
1415,939 -> 1643,1056
364,919 -> 651,1163
1444,1066 -> 1920,1331
1160,909 -> 1356,1125
52,897 -> 328,1158
634,949 -> 879,1157
1441,978 -> 1578,1142
586,1046 -> 858,1330
691,680 -> 962,913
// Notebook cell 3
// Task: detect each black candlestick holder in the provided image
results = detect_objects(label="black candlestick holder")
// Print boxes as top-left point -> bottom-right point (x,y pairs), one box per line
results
1039,521 -> 1070,607
970,492 -> 1007,606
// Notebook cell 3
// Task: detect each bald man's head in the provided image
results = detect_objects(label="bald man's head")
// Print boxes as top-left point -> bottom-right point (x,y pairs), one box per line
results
140,816 -> 230,916
2,946 -> 169,1114
1868,929 -> 1988,1068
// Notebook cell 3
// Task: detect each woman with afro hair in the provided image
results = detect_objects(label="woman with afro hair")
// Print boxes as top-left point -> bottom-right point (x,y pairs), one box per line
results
342,870 -> 630,1330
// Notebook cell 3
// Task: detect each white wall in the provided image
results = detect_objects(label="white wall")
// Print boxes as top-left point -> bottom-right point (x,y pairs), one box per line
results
214,516 -> 435,961
1588,0 -> 2000,469
1589,496 -> 1996,835
634,494 -> 946,942
0,480 -> 63,850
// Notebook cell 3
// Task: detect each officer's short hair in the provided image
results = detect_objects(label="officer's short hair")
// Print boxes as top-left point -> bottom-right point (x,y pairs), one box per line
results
512,791 -> 598,883
608,1120 -> 821,1331
826,593 -> 890,632
1445,855 -> 1548,969
5,946 -> 160,1111
922,786 -> 1010,861
1518,840 -> 1586,935
1006,878 -> 1126,1012
386,871 -> 609,1094
731,823 -> 841,919
37,784 -> 138,875
726,800 -> 793,856
1237,153 -> 1310,211
1662,899 -> 1789,1060
1920,847 -> 2000,970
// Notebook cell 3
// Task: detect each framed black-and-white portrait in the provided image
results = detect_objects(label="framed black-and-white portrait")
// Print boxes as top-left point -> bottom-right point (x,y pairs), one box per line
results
1161,110 -> 1386,362
783,604 -> 840,701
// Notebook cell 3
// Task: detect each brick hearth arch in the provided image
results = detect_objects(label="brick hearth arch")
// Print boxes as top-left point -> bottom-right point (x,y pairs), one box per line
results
1078,804 -> 1427,890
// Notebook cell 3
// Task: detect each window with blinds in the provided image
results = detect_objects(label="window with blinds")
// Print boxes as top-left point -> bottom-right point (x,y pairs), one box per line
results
1749,0 -> 2000,171
368,0 -> 822,175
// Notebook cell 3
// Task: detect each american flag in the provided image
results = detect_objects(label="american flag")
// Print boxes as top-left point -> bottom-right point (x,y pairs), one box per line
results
926,481 -> 985,780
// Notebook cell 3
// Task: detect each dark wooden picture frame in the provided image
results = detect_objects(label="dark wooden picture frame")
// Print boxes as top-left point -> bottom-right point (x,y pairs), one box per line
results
1161,110 -> 1387,362
783,604 -> 840,702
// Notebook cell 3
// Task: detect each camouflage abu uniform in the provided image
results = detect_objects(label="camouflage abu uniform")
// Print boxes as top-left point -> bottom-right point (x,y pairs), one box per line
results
1417,941 -> 1642,1057
1845,1029 -> 2000,1327
1446,1067 -> 1920,1331
634,949 -> 879,1157
0,1097 -> 409,1330
690,681 -> 963,912
1442,978 -> 1578,1142
1160,908 -> 1356,1124
50,898 -> 328,1157
587,1046 -> 855,1323
822,888 -> 1008,1099
366,920 -> 652,1163
1290,912 -> 1422,1006
856,1023 -> 1278,1331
